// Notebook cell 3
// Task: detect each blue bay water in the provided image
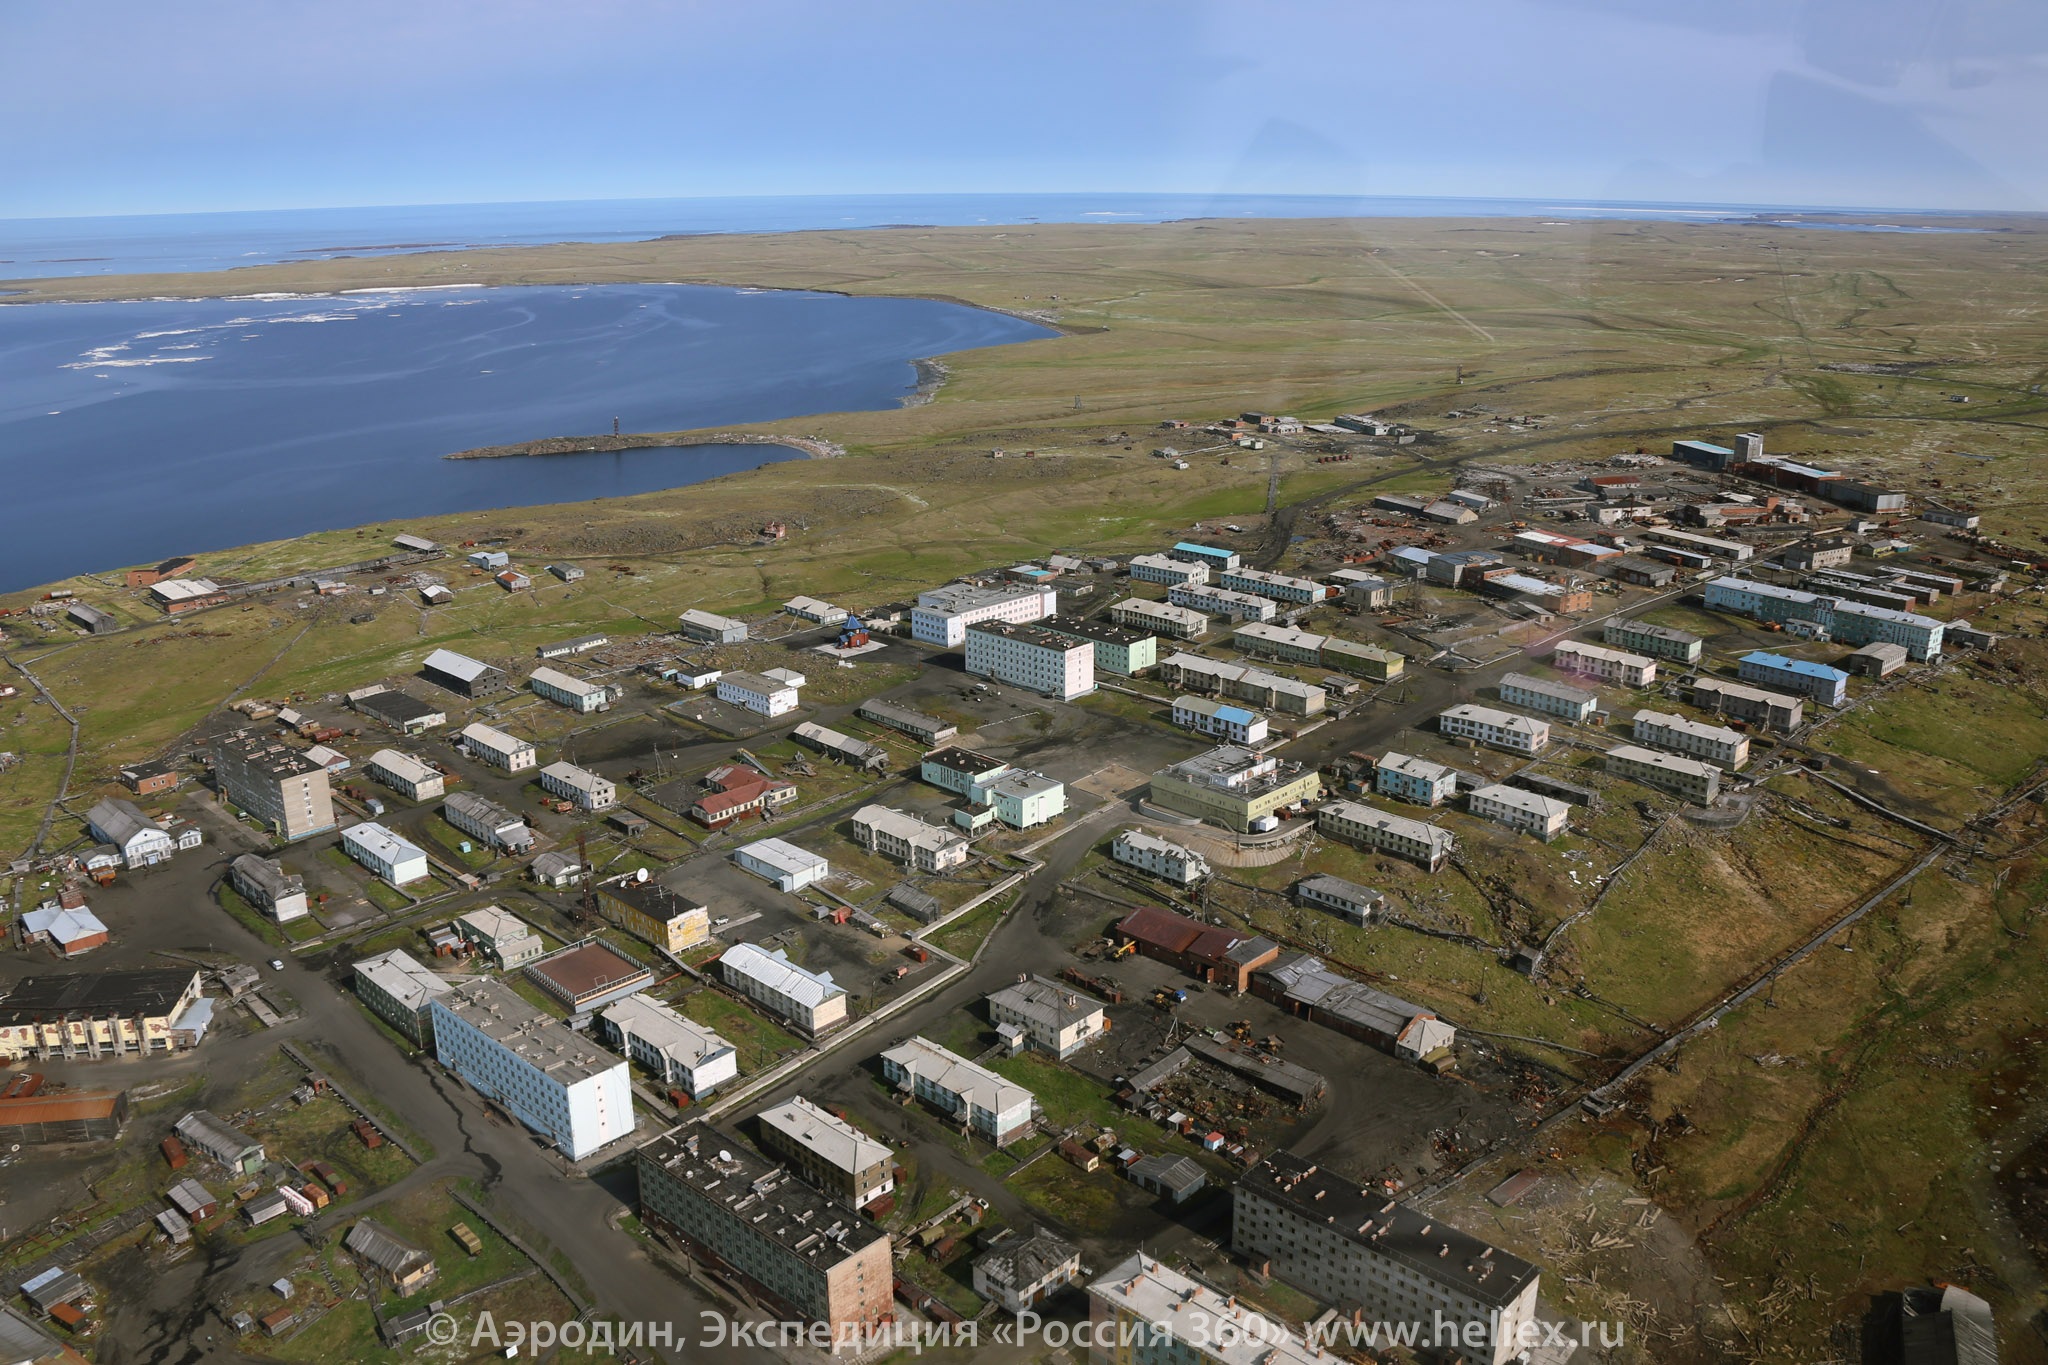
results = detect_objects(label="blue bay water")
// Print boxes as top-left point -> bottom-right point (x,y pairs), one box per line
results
0,284 -> 1053,591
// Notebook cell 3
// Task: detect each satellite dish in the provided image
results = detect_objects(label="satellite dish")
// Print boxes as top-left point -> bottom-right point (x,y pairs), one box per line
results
718,1150 -> 732,1162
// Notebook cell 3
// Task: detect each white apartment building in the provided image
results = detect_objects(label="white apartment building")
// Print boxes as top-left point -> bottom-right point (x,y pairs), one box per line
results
1374,751 -> 1456,807
341,821 -> 431,886
366,748 -> 444,801
1631,710 -> 1749,768
1438,703 -> 1550,755
352,948 -> 453,1047
1170,695 -> 1269,745
211,729 -> 337,841
1218,566 -> 1327,605
880,1036 -> 1035,1146
852,804 -> 970,873
429,978 -> 634,1161
598,994 -> 738,1098
1606,743 -> 1721,804
1126,554 -> 1208,588
1231,1153 -> 1541,1365
1468,784 -> 1570,842
910,584 -> 1057,647
1497,671 -> 1598,724
718,942 -> 848,1034
529,666 -> 618,714
538,761 -> 616,811
442,791 -> 534,852
715,670 -> 801,717
964,622 -> 1095,700
1551,640 -> 1658,687
987,976 -> 1105,1059
1318,800 -> 1455,871
1108,597 -> 1209,639
230,854 -> 309,922
1086,1254 -> 1326,1365
1166,582 -> 1277,623
1110,828 -> 1211,887
458,722 -> 536,772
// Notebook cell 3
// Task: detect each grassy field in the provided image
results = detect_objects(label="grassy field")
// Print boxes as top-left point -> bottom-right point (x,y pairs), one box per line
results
677,986 -> 803,1073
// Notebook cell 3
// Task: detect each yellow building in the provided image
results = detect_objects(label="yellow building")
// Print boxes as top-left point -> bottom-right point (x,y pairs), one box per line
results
595,870 -> 710,955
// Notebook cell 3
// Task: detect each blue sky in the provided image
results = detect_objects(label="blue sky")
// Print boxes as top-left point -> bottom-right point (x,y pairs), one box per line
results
3,0 -> 2042,217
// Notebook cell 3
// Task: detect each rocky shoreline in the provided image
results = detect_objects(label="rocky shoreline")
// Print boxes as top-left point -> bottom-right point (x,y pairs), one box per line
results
443,430 -> 843,461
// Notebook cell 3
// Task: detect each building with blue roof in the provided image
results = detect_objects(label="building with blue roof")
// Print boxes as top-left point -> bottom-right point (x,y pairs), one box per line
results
1170,542 -> 1241,573
1738,652 -> 1848,706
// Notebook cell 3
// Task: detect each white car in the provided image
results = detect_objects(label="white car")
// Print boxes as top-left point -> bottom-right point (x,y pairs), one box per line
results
269,958 -> 285,971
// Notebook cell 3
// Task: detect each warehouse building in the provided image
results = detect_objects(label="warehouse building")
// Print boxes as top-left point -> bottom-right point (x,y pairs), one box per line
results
637,1126 -> 893,1344
352,950 -> 454,1047
366,749 -> 445,801
230,854 -> 309,922
420,648 -> 509,698
175,1110 -> 266,1174
677,609 -> 748,644
598,995 -> 736,1098
910,583 -> 1058,647
457,722 -> 536,772
1552,640 -> 1658,687
1438,703 -> 1550,755
1126,553 -> 1209,588
716,670 -> 801,718
1233,1152 -> 1540,1365
880,1036 -> 1035,1146
1293,874 -> 1384,925
1738,652 -> 1849,706
430,978 -> 633,1160
852,804 -> 969,873
1170,695 -> 1268,745
535,633 -> 610,660
1468,784 -> 1570,842
452,905 -> 543,969
1113,905 -> 1278,992
964,622 -> 1096,700
530,666 -> 619,714
1108,596 -> 1209,640
1317,801 -> 1454,871
734,837 -> 829,892
1846,641 -> 1909,677
1497,671 -> 1598,724
1631,711 -> 1749,768
1374,751 -> 1455,807
1606,744 -> 1721,804
523,941 -> 653,1014
1148,746 -> 1322,833
793,722 -> 887,772
354,690 -> 446,735
719,942 -> 847,1034
0,1085 -> 127,1147
149,577 -> 228,614
1110,829 -> 1211,887
592,869 -> 710,955
0,968 -> 207,1063
855,698 -> 958,745
211,729 -> 337,841
1603,618 -> 1703,665
1251,953 -> 1455,1059
758,1096 -> 895,1209
341,822 -> 431,886
539,761 -> 616,811
1688,676 -> 1803,733
68,601 -> 121,634
1032,614 -> 1158,676
1166,582 -> 1277,623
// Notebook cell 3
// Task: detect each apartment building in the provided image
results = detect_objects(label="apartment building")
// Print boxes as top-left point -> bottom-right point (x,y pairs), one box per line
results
594,868 -> 710,955
757,1097 -> 895,1208
597,994 -> 737,1098
1032,615 -> 1158,676
452,905 -> 543,968
1165,582 -> 1277,623
1606,744 -> 1721,804
1496,671 -> 1598,724
964,622 -> 1096,700
1739,652 -> 1848,705
1690,676 -> 1804,732
637,1126 -> 893,1347
1603,618 -> 1704,664
719,942 -> 848,1035
715,670 -> 802,717
987,976 -> 1105,1059
1169,541 -> 1240,572
1231,620 -> 1322,665
961,770 -> 1067,831
429,978 -> 633,1160
1704,577 -> 1945,660
1468,784 -> 1570,841
1631,710 -> 1749,768
1374,751 -> 1456,807
1321,636 -> 1406,680
341,822 -> 430,886
1110,829 -> 1211,887
229,854 -> 308,922
211,729 -> 337,841
1170,695 -> 1268,745
1317,800 -> 1454,871
851,805 -> 969,873
1108,596 -> 1208,640
1156,652 -> 1324,714
1218,566 -> 1326,605
1126,554 -> 1208,588
457,722 -> 536,772
879,1036 -> 1034,1146
539,761 -> 616,811
442,791 -> 533,852
1148,746 -> 1322,833
1293,874 -> 1385,925
352,949 -> 455,1047
1642,526 -> 1754,562
909,583 -> 1057,646
975,1229 -> 1081,1315
1232,1152 -> 1541,1365
1330,568 -> 1393,606
1438,703 -> 1549,755
1085,1253 -> 1325,1365
366,749 -> 444,801
1552,640 -> 1658,687
920,746 -> 1011,797
529,666 -> 618,714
